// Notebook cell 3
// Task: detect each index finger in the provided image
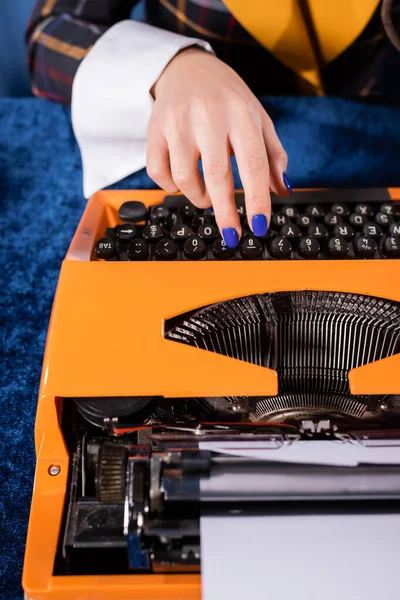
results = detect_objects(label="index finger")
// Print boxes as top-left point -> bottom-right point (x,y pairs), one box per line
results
230,124 -> 271,238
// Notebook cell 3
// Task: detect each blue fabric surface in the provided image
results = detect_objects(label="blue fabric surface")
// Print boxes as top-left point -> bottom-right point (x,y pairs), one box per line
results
1,96 -> 400,599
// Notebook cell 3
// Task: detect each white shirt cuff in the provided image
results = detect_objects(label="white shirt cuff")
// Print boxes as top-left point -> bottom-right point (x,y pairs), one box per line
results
71,20 -> 214,198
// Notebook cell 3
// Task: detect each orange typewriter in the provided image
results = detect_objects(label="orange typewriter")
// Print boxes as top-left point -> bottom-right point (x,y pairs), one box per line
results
23,188 -> 400,600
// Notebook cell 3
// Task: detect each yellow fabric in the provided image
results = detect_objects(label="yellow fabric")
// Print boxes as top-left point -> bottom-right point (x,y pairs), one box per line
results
222,0 -> 380,93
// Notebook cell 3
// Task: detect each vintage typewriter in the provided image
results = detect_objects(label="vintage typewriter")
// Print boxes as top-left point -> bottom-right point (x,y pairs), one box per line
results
23,188 -> 400,600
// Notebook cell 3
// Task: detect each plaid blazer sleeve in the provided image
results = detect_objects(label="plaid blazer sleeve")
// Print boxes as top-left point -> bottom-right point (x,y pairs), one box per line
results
26,0 -> 139,105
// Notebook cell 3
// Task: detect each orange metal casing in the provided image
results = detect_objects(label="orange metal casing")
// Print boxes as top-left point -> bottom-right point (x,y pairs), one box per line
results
23,188 -> 400,600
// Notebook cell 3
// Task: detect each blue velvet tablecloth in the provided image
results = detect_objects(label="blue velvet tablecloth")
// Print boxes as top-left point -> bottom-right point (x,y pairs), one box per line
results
1,96 -> 400,599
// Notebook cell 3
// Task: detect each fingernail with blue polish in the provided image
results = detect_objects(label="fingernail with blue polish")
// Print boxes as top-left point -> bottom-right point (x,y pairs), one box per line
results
222,227 -> 239,248
252,214 -> 268,237
283,172 -> 293,195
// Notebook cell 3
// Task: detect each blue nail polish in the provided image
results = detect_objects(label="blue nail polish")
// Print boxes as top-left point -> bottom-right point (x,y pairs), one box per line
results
222,227 -> 239,248
283,172 -> 293,195
252,214 -> 268,237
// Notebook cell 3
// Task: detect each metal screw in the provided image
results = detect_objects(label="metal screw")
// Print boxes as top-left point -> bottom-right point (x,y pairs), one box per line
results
48,464 -> 61,476
380,401 -> 389,411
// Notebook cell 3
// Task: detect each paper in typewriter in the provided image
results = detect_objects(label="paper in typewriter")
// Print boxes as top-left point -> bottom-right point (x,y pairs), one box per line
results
200,512 -> 400,600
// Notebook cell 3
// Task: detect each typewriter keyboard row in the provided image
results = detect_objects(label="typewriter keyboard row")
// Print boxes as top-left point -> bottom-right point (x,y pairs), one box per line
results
95,194 -> 400,261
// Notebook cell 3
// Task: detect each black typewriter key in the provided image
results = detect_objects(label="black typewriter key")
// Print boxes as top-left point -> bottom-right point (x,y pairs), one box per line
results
240,236 -> 262,259
354,235 -> 377,258
191,214 -> 212,231
324,212 -> 343,227
143,223 -> 164,243
389,223 -> 400,236
331,203 -> 349,217
116,223 -> 137,242
164,211 -> 183,230
180,203 -> 197,219
382,236 -> 400,258
305,204 -> 325,218
298,236 -> 320,259
333,224 -> 355,241
150,205 -> 170,224
355,203 -> 374,217
118,201 -> 147,223
269,236 -> 292,259
127,238 -> 149,261
296,214 -> 312,229
327,236 -> 349,259
280,223 -> 301,241
307,223 -> 329,241
265,228 -> 277,240
237,204 -> 246,218
380,202 -> 398,216
170,223 -> 193,242
198,223 -> 219,242
282,205 -> 299,218
271,213 -> 290,227
375,212 -> 394,227
362,223 -> 382,239
349,213 -> 368,229
184,236 -> 206,260
212,238 -> 235,260
163,195 -> 191,209
95,237 -> 117,260
155,238 -> 178,260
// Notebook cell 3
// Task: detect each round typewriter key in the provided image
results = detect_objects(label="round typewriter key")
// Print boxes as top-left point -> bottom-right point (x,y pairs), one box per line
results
382,235 -> 400,258
191,214 -> 212,231
155,238 -> 178,260
184,236 -> 207,260
298,236 -> 320,259
333,224 -> 355,241
381,202 -> 399,216
280,223 -> 301,241
271,213 -> 290,227
198,224 -> 219,242
389,223 -> 400,236
116,223 -> 137,242
354,235 -> 377,258
362,223 -> 383,239
95,237 -> 117,260
307,223 -> 329,241
143,223 -> 164,243
165,211 -> 183,230
237,204 -> 246,218
327,236 -> 349,259
212,238 -> 235,260
170,223 -> 192,242
282,205 -> 299,218
240,236 -> 262,259
375,212 -> 394,227
179,203 -> 197,219
269,236 -> 292,259
150,205 -> 170,223
324,212 -> 343,227
127,238 -> 149,261
118,201 -> 148,223
296,214 -> 312,229
305,204 -> 325,218
355,203 -> 374,217
331,203 -> 349,217
349,213 -> 368,229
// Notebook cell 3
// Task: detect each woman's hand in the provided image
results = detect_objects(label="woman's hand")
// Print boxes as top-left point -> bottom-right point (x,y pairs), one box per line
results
146,48 -> 292,247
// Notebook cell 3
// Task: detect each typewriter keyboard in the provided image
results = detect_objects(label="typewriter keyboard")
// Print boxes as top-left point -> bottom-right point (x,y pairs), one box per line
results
95,191 -> 400,261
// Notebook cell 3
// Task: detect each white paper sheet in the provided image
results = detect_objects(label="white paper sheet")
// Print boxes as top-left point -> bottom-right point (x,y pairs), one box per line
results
200,512 -> 400,600
199,439 -> 400,466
